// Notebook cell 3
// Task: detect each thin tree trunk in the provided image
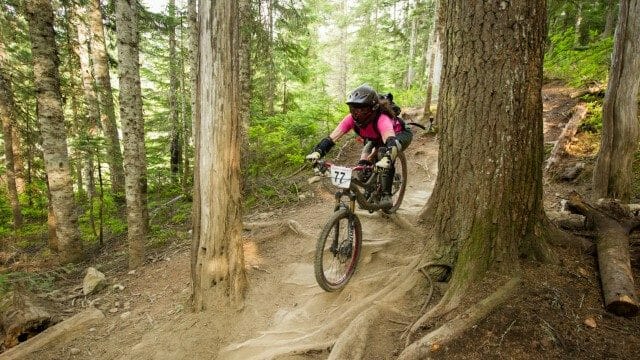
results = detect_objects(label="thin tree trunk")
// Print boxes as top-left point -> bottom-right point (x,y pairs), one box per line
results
74,5 -> 99,200
88,0 -> 125,195
192,0 -> 247,310
593,0 -> 640,202
25,0 -> 83,263
0,52 -> 23,228
602,0 -> 618,38
168,0 -> 181,180
422,1 -> 440,122
115,0 -> 148,269
266,0 -> 276,115
186,0 -> 197,193
10,126 -> 25,194
404,15 -> 417,89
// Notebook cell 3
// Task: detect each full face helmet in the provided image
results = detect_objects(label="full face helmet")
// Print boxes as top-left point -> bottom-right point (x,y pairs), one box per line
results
346,84 -> 379,128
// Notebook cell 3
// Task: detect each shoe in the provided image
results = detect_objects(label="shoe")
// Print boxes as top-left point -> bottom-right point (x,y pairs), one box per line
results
379,194 -> 393,209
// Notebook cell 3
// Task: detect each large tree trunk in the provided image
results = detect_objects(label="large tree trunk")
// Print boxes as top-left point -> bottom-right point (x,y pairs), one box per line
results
115,0 -> 148,269
88,0 -> 125,195
0,44 -> 23,228
192,0 -> 247,311
418,0 -> 550,300
593,0 -> 640,202
25,0 -> 83,263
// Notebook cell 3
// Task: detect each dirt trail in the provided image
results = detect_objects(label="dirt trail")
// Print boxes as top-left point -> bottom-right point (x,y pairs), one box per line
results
16,83 -> 640,359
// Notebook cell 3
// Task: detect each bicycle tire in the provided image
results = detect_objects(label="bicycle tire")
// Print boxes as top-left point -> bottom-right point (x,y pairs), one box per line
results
314,208 -> 362,292
383,151 -> 408,214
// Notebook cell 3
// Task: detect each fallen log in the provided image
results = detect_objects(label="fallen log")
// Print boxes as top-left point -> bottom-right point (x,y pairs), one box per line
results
0,307 -> 104,360
566,192 -> 640,317
0,291 -> 54,350
545,103 -> 588,176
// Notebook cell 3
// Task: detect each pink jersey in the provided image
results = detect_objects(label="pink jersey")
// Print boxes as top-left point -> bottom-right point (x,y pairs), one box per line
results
336,113 -> 401,142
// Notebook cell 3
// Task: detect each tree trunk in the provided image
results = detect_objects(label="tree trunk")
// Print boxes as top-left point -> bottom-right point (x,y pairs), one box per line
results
266,0 -> 276,115
186,0 -> 197,193
74,5 -> 99,199
602,0 -> 618,38
404,15 -> 417,89
115,0 -> 148,269
192,0 -> 247,311
88,0 -> 125,195
574,2 -> 588,48
593,0 -> 640,202
418,0 -> 550,300
421,0 -> 440,122
0,46 -> 23,228
25,0 -> 83,263
566,192 -> 639,317
0,290 -> 53,349
168,0 -> 181,180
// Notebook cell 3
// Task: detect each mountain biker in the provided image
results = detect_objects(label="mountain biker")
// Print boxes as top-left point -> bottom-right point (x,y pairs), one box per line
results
306,84 -> 412,209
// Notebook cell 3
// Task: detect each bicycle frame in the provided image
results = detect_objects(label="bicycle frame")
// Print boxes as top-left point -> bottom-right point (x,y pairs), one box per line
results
315,161 -> 387,213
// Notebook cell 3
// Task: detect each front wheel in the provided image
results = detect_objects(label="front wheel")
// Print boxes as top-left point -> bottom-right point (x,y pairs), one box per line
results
383,151 -> 408,214
314,209 -> 362,292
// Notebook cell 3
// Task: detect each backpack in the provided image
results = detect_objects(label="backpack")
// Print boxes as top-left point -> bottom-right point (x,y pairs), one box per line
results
353,93 -> 423,149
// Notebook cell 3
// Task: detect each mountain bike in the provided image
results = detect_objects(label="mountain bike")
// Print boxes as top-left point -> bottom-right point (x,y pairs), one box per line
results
311,148 -> 407,291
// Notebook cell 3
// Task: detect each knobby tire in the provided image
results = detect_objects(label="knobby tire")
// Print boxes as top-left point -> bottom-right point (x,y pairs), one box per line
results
314,208 -> 362,292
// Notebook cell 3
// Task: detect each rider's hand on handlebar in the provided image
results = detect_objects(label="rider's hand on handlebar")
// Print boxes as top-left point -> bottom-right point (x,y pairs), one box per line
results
375,155 -> 391,169
306,151 -> 321,162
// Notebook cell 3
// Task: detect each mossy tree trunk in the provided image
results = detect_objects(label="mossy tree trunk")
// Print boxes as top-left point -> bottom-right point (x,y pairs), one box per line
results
593,0 -> 640,203
418,0 -> 550,302
25,0 -> 83,263
191,0 -> 247,310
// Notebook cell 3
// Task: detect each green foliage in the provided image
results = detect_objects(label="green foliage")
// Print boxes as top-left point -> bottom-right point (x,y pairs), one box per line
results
0,271 -> 56,297
580,99 -> 604,133
544,30 -> 614,87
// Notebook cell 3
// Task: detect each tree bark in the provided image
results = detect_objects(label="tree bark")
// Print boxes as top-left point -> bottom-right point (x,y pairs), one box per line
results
593,0 -> 640,202
88,0 -> 125,195
74,5 -> 99,199
25,0 -> 83,263
418,0 -> 550,300
0,290 -> 53,350
168,0 -> 181,180
115,0 -> 148,269
421,0 -> 440,123
404,15 -> 418,89
602,0 -> 618,38
566,192 -> 639,317
0,43 -> 23,228
192,0 -> 247,310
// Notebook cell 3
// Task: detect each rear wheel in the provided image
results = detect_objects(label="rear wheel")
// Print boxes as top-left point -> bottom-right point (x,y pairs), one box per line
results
314,209 -> 362,292
383,151 -> 407,214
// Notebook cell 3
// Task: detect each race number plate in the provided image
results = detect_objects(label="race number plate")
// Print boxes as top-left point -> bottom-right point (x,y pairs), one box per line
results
330,165 -> 352,189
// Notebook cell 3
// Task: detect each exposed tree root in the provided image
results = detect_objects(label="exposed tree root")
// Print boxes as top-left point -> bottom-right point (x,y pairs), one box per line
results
397,277 -> 522,360
242,220 -> 315,242
328,307 -> 381,360
220,260 -> 423,359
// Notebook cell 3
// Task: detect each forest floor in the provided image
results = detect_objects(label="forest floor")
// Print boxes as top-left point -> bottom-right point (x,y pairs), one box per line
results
2,81 -> 640,359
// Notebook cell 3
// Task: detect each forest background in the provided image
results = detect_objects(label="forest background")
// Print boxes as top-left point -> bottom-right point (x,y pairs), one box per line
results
0,0 -> 625,324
